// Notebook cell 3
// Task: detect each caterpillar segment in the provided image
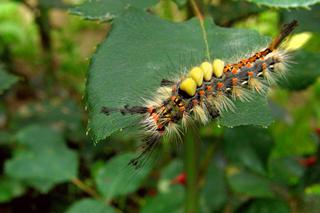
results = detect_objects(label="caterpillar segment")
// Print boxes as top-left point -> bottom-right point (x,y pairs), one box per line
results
101,20 -> 298,169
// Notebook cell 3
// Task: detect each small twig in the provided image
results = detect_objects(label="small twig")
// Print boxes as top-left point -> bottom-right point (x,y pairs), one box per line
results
71,178 -> 102,201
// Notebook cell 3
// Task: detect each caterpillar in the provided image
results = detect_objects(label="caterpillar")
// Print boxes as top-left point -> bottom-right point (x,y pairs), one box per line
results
101,20 -> 298,169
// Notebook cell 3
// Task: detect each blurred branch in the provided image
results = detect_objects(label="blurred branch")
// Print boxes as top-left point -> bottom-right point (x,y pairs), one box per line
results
22,0 -> 56,91
184,128 -> 200,213
198,141 -> 217,179
71,177 -> 102,201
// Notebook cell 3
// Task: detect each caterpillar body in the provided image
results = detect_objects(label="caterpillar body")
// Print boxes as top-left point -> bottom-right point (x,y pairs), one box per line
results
101,20 -> 298,169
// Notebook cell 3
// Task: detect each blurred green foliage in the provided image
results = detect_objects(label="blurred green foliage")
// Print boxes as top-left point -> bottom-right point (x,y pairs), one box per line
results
0,0 -> 320,212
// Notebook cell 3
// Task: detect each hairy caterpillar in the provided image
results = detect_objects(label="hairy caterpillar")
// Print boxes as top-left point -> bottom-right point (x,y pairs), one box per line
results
101,20 -> 298,169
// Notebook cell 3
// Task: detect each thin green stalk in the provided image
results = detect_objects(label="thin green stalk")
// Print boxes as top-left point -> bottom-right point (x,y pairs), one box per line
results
34,4 -> 55,93
189,0 -> 211,60
184,129 -> 200,213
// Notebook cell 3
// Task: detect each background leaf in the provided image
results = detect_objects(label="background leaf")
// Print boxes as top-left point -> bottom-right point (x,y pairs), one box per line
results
246,0 -> 320,8
0,177 -> 25,203
141,186 -> 184,213
279,51 -> 320,90
95,152 -> 153,200
227,171 -> 274,198
70,0 -> 158,21
223,126 -> 273,174
245,198 -> 290,213
66,199 -> 115,213
200,165 -> 227,212
0,67 -> 18,94
4,125 -> 78,193
282,5 -> 320,33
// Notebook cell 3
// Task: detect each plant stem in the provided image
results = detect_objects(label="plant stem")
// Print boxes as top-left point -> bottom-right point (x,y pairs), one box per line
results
184,129 -> 200,213
71,177 -> 102,201
34,3 -> 56,93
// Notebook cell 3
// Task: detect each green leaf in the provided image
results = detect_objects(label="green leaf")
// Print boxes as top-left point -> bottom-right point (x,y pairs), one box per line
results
95,152 -> 153,200
0,130 -> 12,144
246,0 -> 320,8
66,199 -> 115,213
271,115 -> 317,157
0,177 -> 25,203
219,95 -> 273,127
279,51 -> 320,90
200,165 -> 227,212
86,8 -> 273,141
228,171 -> 274,198
269,157 -> 304,185
0,67 -> 18,94
4,125 -> 78,193
70,0 -> 158,21
245,198 -> 290,213
141,186 -> 184,213
173,0 -> 187,8
223,126 -> 273,175
306,184 -> 320,196
283,5 -> 320,33
10,99 -> 83,138
208,0 -> 265,26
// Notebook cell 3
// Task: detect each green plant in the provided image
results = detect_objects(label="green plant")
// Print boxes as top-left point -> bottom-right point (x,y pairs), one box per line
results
0,0 -> 320,212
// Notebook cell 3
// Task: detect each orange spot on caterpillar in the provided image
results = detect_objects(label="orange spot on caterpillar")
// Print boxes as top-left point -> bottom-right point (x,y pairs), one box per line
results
249,57 -> 256,63
217,82 -> 224,89
199,90 -> 205,96
157,124 -> 163,130
152,113 -> 159,122
224,65 -> 231,73
231,68 -> 238,74
232,78 -> 238,86
247,71 -> 254,77
206,85 -> 212,91
147,107 -> 154,114
246,63 -> 253,68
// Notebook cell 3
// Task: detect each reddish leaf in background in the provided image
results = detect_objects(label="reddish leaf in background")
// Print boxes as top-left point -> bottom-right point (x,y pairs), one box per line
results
171,172 -> 186,185
299,156 -> 318,167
